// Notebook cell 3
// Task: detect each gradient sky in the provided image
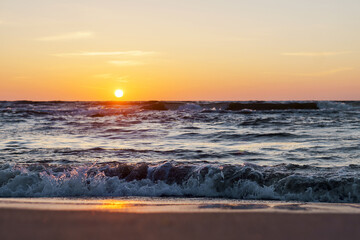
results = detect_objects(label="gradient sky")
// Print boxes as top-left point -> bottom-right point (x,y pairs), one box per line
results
0,0 -> 359,101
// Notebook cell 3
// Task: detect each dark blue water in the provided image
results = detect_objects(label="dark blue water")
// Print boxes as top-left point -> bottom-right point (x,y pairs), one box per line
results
0,101 -> 359,202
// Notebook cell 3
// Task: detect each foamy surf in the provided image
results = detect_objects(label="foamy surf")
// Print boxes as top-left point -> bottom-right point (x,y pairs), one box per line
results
1,162 -> 360,202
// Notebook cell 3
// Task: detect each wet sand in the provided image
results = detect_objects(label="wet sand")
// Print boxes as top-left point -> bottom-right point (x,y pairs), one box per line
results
1,198 -> 360,240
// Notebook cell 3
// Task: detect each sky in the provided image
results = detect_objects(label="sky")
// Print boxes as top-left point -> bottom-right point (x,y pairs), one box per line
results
0,0 -> 359,101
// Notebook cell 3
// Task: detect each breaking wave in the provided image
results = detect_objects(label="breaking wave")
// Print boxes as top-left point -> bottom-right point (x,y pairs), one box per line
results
0,101 -> 359,118
1,162 -> 360,203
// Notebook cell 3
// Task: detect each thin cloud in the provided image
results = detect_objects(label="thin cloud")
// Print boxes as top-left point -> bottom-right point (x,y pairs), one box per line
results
93,74 -> 129,83
296,67 -> 354,77
108,60 -> 144,66
36,32 -> 94,41
264,67 -> 354,77
54,50 -> 156,57
282,51 -> 350,57
219,37 -> 260,42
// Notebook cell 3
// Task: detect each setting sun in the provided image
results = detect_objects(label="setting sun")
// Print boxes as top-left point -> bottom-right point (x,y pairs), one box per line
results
114,89 -> 124,98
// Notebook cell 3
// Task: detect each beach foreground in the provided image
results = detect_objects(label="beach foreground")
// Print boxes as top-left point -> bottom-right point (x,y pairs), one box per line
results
1,198 -> 360,240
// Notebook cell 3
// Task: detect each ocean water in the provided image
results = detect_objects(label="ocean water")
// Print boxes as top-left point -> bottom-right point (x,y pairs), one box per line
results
0,101 -> 359,202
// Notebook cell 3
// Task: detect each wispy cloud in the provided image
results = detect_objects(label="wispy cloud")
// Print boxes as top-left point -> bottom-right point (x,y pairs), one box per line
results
36,32 -> 94,41
54,50 -> 156,57
93,74 -> 129,83
108,60 -> 144,66
298,67 -> 353,76
219,37 -> 260,42
282,51 -> 350,57
263,67 -> 354,77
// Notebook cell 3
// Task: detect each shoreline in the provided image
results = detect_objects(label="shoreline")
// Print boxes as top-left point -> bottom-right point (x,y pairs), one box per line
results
1,197 -> 360,213
1,198 -> 360,240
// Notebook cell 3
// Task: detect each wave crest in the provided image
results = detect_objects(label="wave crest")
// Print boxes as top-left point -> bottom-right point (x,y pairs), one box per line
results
1,162 -> 359,202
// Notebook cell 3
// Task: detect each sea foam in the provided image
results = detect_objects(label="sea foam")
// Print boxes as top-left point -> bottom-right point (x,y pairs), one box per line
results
1,162 -> 359,202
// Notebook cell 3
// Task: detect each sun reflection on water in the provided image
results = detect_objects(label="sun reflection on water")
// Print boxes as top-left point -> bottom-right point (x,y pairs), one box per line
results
97,200 -> 134,210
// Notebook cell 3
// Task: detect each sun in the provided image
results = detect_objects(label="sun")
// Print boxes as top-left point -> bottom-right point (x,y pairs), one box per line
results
114,89 -> 124,98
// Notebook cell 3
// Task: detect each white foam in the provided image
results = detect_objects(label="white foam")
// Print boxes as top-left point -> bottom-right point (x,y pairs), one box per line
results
317,101 -> 354,110
1,164 -> 359,202
177,103 -> 203,112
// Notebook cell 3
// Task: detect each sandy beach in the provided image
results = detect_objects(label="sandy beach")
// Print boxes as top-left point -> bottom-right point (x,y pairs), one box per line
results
1,198 -> 360,240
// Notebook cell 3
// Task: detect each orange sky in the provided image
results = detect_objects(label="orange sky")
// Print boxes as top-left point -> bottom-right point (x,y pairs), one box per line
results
0,0 -> 359,101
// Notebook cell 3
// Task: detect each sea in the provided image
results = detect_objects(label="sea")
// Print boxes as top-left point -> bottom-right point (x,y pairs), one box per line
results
0,101 -> 359,203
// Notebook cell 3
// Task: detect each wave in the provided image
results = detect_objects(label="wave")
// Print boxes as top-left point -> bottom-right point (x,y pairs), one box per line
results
317,101 -> 358,110
141,101 -> 360,112
1,101 -> 359,118
1,162 -> 360,202
140,101 -> 320,111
